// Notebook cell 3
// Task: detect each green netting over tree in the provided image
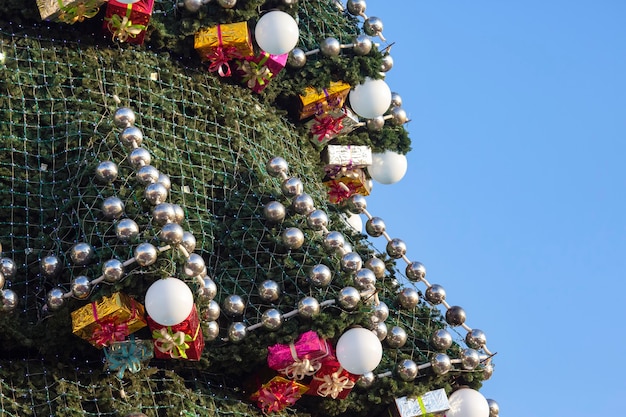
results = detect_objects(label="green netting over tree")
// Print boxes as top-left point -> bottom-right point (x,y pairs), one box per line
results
0,1 -> 494,417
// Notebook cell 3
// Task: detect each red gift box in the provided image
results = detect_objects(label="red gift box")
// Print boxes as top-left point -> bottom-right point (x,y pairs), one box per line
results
250,376 -> 308,413
235,51 -> 288,93
147,304 -> 205,361
267,331 -> 331,380
306,358 -> 359,400
103,0 -> 154,45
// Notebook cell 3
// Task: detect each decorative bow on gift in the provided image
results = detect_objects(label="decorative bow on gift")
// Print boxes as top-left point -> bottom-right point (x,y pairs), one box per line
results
105,5 -> 146,43
57,0 -> 101,24
279,343 -> 323,380
239,60 -> 273,89
91,320 -> 129,348
255,379 -> 304,413
327,180 -> 355,203
153,327 -> 192,359
313,368 -> 355,399
206,25 -> 245,77
104,337 -> 153,379
310,113 -> 346,142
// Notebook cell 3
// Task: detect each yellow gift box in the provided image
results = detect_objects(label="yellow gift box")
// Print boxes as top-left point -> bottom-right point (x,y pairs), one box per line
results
298,81 -> 351,120
71,292 -> 147,348
324,168 -> 371,204
194,22 -> 254,62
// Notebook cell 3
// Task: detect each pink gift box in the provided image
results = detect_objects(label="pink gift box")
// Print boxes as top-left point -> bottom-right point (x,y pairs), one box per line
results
235,51 -> 288,93
267,331 -> 331,380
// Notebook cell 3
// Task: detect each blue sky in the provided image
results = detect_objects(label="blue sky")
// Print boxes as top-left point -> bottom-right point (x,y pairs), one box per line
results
363,1 -> 626,416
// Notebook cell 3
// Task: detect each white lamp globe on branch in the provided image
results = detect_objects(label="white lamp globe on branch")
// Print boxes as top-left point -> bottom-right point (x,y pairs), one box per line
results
254,11 -> 300,55
446,388 -> 490,417
335,327 -> 383,375
145,277 -> 194,326
348,77 -> 392,119
368,150 -> 408,184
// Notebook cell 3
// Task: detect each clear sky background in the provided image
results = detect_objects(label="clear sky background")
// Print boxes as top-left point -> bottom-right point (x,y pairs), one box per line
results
361,1 -> 626,416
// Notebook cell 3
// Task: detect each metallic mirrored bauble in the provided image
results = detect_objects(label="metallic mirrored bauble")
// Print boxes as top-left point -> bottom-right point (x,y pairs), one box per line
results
263,201 -> 286,223
160,223 -> 184,245
365,217 -> 386,237
347,0 -> 366,16
363,16 -> 384,37
134,243 -> 158,267
370,321 -> 388,341
181,0 -> 203,12
113,107 -> 136,128
353,34 -> 372,55
396,359 -> 418,381
430,353 -> 452,375
46,287 -> 65,310
341,252 -> 362,273
430,328 -> 453,351
152,203 -> 176,225
102,196 -> 125,219
116,218 -> 140,241
95,161 -> 119,183
172,204 -> 185,224
217,0 -> 236,8
425,284 -> 446,304
347,194 -> 367,214
298,296 -> 320,318
119,126 -> 143,147
184,253 -> 206,277
40,255 -> 62,277
70,242 -> 94,266
466,328 -> 487,349
204,321 -> 220,341
405,261 -> 426,282
288,48 -> 307,68
461,348 -> 480,370
487,399 -> 500,417
320,37 -> 341,56
1,289 -> 18,312
228,322 -> 247,342
307,264 -> 332,287
306,209 -> 329,231
356,372 -> 375,388
366,116 -> 385,131
445,305 -> 466,327
197,277 -> 217,302
386,326 -> 407,348
71,275 -> 91,299
261,308 -> 283,331
371,301 -> 389,323
281,177 -> 303,197
266,157 -> 289,177
398,287 -> 420,309
102,258 -> 125,283
342,242 -> 353,254
181,231 -> 197,254
157,173 -> 171,191
129,147 -> 151,168
381,54 -> 393,72
282,227 -> 305,250
136,165 -> 160,185
354,268 -> 376,291
482,361 -> 494,380
390,106 -> 408,125
0,258 -> 16,279
292,193 -> 315,215
386,238 -> 407,259
364,257 -> 386,279
144,182 -> 169,205
258,280 -> 281,302
0,272 -> 4,290
337,286 -> 361,310
391,92 -> 402,107
222,294 -> 245,316
203,300 -> 221,321
323,231 -> 345,252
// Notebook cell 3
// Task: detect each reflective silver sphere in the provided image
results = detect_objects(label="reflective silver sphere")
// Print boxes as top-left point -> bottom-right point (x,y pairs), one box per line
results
71,275 -> 91,299
203,300 -> 221,321
102,196 -> 125,219
337,286 -> 361,310
430,353 -> 452,375
371,301 -> 389,323
386,238 -> 407,259
160,223 -> 184,245
363,16 -> 384,37
356,372 -> 375,388
288,48 -> 307,68
482,361 -> 494,380
263,201 -> 286,223
184,253 -> 206,277
70,242 -> 94,266
354,268 -> 376,291
204,320 -> 220,341
391,106 -> 408,125
391,92 -> 402,107
40,255 -> 62,277
306,209 -> 329,231
353,34 -> 372,55
396,359 -> 418,381
370,321 -> 388,341
196,277 -> 217,302
182,0 -> 203,12
341,252 -> 362,273
172,204 -> 185,224
386,326 -> 407,348
129,147 -> 151,168
266,157 -> 289,177
461,348 -> 480,370
364,257 -> 386,279
347,0 -> 366,16
308,264 -> 332,287
323,231 -> 345,252
152,203 -> 176,225
347,194 -> 367,214
157,173 -> 171,191
95,161 -> 119,183
445,305 -> 466,327
258,280 -> 281,302
46,287 -> 65,311
365,217 -> 386,237
113,107 -> 136,128
0,258 -> 16,279
366,116 -> 385,131
292,193 -> 315,215
261,308 -> 283,331
466,328 -> 487,349
217,0 -> 236,8
430,328 -> 453,351
381,54 -> 393,72
281,177 -> 303,198
405,261 -> 426,281
282,227 -> 305,250
0,272 -> 4,290
298,296 -> 320,318
398,287 -> 420,309
136,165 -> 160,185
425,284 -> 446,304
487,399 -> 500,417
320,37 -> 341,56
116,218 -> 140,241
134,243 -> 158,267
222,294 -> 245,316
181,231 -> 197,254
144,182 -> 169,205
228,322 -> 247,342
102,258 -> 125,283
119,126 -> 143,147
0,289 -> 18,312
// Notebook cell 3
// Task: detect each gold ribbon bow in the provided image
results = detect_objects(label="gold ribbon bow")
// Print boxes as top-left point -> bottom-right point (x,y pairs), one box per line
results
153,328 -> 191,359
279,344 -> 322,380
239,53 -> 273,89
57,0 -> 101,24
105,4 -> 146,43
314,368 -> 355,399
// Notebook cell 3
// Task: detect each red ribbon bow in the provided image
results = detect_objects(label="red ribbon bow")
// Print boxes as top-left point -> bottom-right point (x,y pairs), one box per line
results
255,379 -> 303,413
206,25 -> 241,77
311,113 -> 346,142
92,320 -> 129,347
327,181 -> 355,203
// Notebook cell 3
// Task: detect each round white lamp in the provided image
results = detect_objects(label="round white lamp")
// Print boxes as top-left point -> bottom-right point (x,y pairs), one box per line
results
349,77 -> 392,119
446,388 -> 490,417
368,151 -> 408,184
255,11 -> 300,55
335,328 -> 383,375
145,277 -> 194,326
342,212 -> 363,233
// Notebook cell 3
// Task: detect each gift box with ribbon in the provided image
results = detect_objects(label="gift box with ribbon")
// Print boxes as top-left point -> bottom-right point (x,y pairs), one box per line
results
306,358 -> 359,400
389,389 -> 450,417
322,144 -> 372,175
267,331 -> 331,380
104,336 -> 154,379
71,292 -> 147,348
250,375 -> 308,413
36,0 -> 105,24
146,304 -> 204,361
194,22 -> 254,78
235,51 -> 288,93
298,81 -> 351,120
324,168 -> 371,204
306,107 -> 361,146
103,0 -> 155,45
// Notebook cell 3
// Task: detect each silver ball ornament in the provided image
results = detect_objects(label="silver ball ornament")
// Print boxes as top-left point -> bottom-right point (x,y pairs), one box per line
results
184,253 -> 206,277
160,223 -> 184,245
113,107 -> 136,128
391,107 -> 408,125
282,227 -> 305,250
292,193 -> 315,215
366,116 -> 385,131
281,177 -> 303,197
282,0 -> 298,5
337,286 -> 360,310
204,300 -> 221,321
197,277 -> 217,302
371,301 -> 389,323
204,321 -> 220,341
482,362 -> 494,380
261,308 -> 283,331
323,231 -> 345,252
0,272 -> 4,290
181,231 -> 197,254
152,203 -> 176,225
40,255 -> 62,277
386,326 -> 407,348
431,353 -> 452,375
116,218 -> 140,241
487,399 -> 500,417
181,0 -> 203,12
356,372 -> 375,388
346,194 -> 367,214
445,306 -> 466,327
228,322 -> 247,342
1,289 -> 18,312
134,243 -> 158,267
46,287 -> 65,310
430,329 -> 453,351
119,126 -> 143,147
307,209 -> 329,231
258,280 -> 281,302
466,328 -> 487,349
298,296 -> 320,318
396,359 -> 418,381
70,242 -> 94,266
172,204 -> 185,224
398,287 -> 420,309
364,257 -> 386,279
365,217 -> 386,237
461,348 -> 480,370
381,54 -> 393,72
102,259 -> 125,283
307,264 -> 332,287
391,92 -> 402,108
288,48 -> 307,68
386,238 -> 407,259
144,182 -> 169,205
405,261 -> 426,282
129,147 -> 151,168
95,161 -> 119,183
263,201 -> 286,223
370,321 -> 388,341
222,294 -> 245,316
320,37 -> 341,56
102,196 -> 125,219
353,34 -> 372,55
363,16 -> 384,38
71,276 -> 91,299
217,0 -> 236,8
425,284 -> 446,304
347,0 -> 366,16
0,258 -> 16,279
354,268 -> 376,291
266,157 -> 288,177
341,252 -> 362,273
157,173 -> 171,191
136,165 -> 160,185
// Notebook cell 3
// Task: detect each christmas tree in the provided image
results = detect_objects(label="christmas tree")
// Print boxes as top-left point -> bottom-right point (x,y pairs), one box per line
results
0,1 -> 498,416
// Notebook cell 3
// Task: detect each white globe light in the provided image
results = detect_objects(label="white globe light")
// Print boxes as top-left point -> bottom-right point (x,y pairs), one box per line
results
349,78 -> 392,119
342,212 -> 363,233
255,11 -> 300,55
145,277 -> 194,326
335,328 -> 383,375
368,151 -> 408,184
446,388 -> 490,417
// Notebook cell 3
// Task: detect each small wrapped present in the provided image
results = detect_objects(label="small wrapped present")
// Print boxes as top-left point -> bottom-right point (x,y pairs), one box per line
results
194,22 -> 254,77
71,292 -> 147,348
104,336 -> 153,379
298,81 -> 351,120
250,376 -> 308,413
389,389 -> 450,417
306,107 -> 361,146
324,168 -> 371,204
147,304 -> 204,360
37,0 -> 105,24
103,0 -> 155,45
306,358 -> 359,400
322,145 -> 372,176
267,331 -> 331,380
235,51 -> 288,93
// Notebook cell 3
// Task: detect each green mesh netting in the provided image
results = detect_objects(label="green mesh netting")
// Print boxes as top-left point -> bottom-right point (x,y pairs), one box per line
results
0,1 -> 489,416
